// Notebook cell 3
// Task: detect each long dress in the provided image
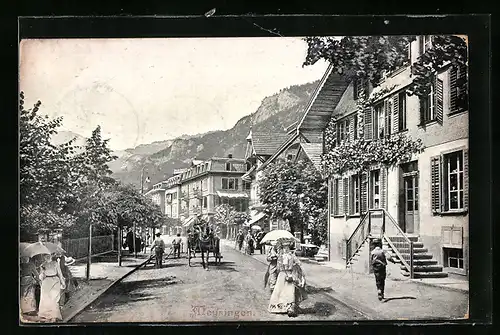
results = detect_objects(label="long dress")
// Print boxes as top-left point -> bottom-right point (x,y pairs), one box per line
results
20,262 -> 39,314
38,260 -> 65,321
268,251 -> 307,314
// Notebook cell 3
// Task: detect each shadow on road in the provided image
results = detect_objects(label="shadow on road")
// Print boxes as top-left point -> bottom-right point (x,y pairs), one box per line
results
299,302 -> 336,317
305,285 -> 334,294
383,296 -> 417,302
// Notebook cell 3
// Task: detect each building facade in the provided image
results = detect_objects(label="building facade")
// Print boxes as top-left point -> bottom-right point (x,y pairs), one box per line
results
157,155 -> 251,236
320,36 -> 469,279
242,130 -> 292,232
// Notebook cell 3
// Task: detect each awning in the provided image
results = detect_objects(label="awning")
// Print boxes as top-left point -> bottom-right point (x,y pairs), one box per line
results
248,212 -> 266,226
216,191 -> 249,199
182,216 -> 196,227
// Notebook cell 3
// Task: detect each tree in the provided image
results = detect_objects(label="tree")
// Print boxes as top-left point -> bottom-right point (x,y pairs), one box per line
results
258,159 -> 328,244
19,92 -> 81,238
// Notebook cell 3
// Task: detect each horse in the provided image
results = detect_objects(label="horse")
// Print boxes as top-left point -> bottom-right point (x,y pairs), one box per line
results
188,221 -> 222,270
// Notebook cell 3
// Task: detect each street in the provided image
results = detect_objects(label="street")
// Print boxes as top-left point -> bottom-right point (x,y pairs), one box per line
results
71,243 -> 366,322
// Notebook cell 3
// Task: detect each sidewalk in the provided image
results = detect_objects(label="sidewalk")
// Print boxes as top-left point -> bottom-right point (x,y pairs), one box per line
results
20,251 -> 151,324
222,240 -> 469,320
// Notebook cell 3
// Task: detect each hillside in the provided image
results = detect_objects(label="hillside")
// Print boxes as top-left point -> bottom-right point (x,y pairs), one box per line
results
110,80 -> 320,189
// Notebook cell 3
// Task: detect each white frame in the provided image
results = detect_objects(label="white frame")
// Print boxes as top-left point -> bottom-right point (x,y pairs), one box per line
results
445,151 -> 464,210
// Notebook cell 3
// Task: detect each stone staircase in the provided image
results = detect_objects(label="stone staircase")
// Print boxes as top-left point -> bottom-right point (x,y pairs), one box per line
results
383,235 -> 448,279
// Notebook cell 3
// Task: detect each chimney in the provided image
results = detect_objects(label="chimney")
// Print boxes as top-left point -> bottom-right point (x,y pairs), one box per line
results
227,154 -> 233,158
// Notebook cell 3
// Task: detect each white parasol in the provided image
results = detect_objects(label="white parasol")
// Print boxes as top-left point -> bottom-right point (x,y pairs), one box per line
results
259,230 -> 299,245
251,225 -> 262,230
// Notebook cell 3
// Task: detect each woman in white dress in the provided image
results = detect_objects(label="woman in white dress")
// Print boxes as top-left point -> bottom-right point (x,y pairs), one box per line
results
38,254 -> 66,322
268,238 -> 307,317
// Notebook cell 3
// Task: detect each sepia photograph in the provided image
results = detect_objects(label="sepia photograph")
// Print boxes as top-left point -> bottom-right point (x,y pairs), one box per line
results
19,33 -> 470,324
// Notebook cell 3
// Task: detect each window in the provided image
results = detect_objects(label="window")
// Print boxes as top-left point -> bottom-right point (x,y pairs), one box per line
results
420,35 -> 433,54
431,149 -> 468,214
398,91 -> 407,131
203,196 -> 208,208
338,119 -> 348,143
225,163 -> 231,171
173,193 -> 177,200
351,175 -> 360,215
374,103 -> 385,139
420,82 -> 436,124
445,151 -> 465,210
353,77 -> 368,100
443,248 -> 464,269
370,169 -> 381,209
222,177 -> 238,190
243,181 -> 251,190
287,154 -> 294,161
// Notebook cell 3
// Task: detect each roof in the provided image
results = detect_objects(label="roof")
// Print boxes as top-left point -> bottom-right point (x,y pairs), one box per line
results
297,63 -> 351,132
256,132 -> 300,172
300,142 -> 323,171
250,131 -> 290,156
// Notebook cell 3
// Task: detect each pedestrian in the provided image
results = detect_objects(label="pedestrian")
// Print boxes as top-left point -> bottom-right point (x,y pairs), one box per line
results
38,254 -> 66,322
268,238 -> 307,317
56,255 -> 76,306
172,233 -> 182,258
256,231 -> 265,254
236,230 -> 244,251
125,228 -> 135,254
151,233 -> 166,269
20,256 -> 39,316
370,238 -> 396,301
245,231 -> 255,255
263,242 -> 279,293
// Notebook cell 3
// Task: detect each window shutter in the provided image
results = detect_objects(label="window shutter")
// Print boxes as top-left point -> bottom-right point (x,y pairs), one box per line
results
349,115 -> 355,142
430,156 -> 442,214
338,178 -> 344,215
360,172 -> 368,215
364,107 -> 373,140
336,122 -> 341,144
449,67 -> 458,113
457,64 -> 469,112
235,179 -> 239,190
392,94 -> 399,133
381,167 -> 387,210
463,149 -> 468,211
343,177 -> 349,214
435,77 -> 444,124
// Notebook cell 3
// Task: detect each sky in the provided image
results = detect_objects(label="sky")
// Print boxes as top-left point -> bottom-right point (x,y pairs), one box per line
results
19,38 -> 329,151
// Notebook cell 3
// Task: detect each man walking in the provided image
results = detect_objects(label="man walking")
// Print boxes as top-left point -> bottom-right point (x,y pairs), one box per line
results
236,230 -> 244,251
172,233 -> 182,258
370,238 -> 396,301
151,233 -> 166,269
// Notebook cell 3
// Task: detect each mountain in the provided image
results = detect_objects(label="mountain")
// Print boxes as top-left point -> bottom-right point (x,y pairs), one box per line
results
110,80 -> 320,188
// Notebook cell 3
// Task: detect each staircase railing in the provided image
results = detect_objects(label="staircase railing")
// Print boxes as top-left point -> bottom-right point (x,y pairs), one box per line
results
345,211 -> 372,267
345,208 -> 414,278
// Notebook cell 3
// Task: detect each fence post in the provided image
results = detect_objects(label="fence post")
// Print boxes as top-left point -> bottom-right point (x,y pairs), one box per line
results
409,241 -> 414,279
118,226 -> 122,266
345,239 -> 349,268
382,212 -> 386,237
368,211 -> 372,235
86,224 -> 92,281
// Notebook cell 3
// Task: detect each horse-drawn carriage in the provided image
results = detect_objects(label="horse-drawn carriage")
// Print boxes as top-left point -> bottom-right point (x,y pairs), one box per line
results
187,219 -> 222,269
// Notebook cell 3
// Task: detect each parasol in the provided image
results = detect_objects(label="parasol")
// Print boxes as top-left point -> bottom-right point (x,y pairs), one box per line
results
20,242 -> 51,258
251,225 -> 262,230
260,230 -> 299,245
43,242 -> 66,255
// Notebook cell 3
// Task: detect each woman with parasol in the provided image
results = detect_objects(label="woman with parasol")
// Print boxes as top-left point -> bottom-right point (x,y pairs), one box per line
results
38,253 -> 66,322
20,255 -> 40,316
266,237 -> 307,317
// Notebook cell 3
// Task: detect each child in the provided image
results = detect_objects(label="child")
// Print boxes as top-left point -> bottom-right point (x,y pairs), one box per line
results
370,238 -> 396,301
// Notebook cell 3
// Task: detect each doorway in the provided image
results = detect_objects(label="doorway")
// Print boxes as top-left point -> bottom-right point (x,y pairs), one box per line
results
400,161 -> 419,234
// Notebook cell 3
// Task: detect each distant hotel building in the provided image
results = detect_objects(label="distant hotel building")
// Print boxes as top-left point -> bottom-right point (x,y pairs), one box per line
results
146,155 -> 251,236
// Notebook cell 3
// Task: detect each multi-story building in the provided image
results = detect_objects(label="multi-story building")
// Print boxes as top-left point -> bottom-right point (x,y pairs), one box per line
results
242,130 -> 292,232
159,155 -> 251,236
299,36 -> 469,280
